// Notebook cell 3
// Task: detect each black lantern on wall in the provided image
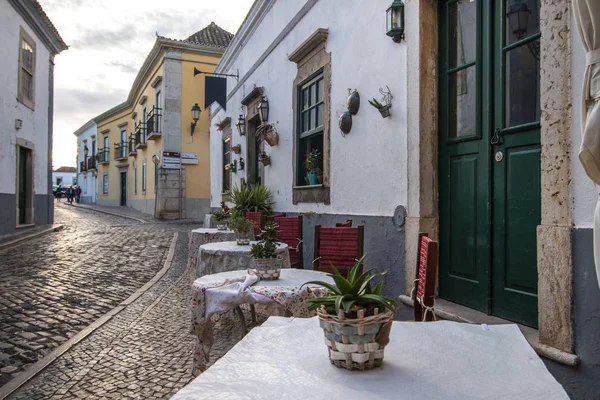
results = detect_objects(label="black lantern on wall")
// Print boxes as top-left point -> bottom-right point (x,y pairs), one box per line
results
258,95 -> 269,124
507,0 -> 531,40
191,103 -> 201,135
83,145 -> 89,159
386,0 -> 405,43
236,114 -> 246,136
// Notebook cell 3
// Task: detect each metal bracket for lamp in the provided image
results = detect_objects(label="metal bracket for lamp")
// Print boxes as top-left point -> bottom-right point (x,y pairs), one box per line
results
193,67 -> 239,82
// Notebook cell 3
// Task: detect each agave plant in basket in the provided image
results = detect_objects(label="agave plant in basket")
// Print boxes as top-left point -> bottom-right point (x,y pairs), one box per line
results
227,184 -> 274,218
302,256 -> 398,371
249,222 -> 281,280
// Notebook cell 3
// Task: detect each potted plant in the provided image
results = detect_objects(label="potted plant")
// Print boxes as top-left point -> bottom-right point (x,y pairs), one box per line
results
212,210 -> 229,230
228,216 -> 255,245
220,200 -> 230,215
249,222 -> 282,280
303,257 -> 398,371
231,144 -> 241,154
304,149 -> 321,185
228,184 -> 274,218
315,167 -> 323,184
259,151 -> 271,166
368,98 -> 391,118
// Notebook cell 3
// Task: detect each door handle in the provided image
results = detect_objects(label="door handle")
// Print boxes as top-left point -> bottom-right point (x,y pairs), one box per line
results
490,128 -> 501,145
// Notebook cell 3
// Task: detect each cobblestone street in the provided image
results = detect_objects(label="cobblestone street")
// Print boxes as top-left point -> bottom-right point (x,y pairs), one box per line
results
0,203 -> 251,399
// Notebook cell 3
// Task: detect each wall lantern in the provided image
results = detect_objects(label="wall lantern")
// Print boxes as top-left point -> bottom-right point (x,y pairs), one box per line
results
83,145 -> 89,158
190,103 -> 201,135
386,0 -> 405,43
258,95 -> 269,124
239,157 -> 245,171
506,0 -> 530,40
236,114 -> 246,136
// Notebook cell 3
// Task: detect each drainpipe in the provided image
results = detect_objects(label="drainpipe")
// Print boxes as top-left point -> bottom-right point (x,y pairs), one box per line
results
47,57 -> 55,225
179,164 -> 182,219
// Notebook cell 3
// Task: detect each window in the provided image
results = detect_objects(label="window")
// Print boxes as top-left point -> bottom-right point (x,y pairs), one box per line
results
134,164 -> 138,195
103,173 -> 109,194
142,162 -> 147,193
155,90 -> 161,133
18,28 -> 36,109
120,128 -> 127,158
223,137 -> 231,193
297,72 -> 324,185
84,176 -> 87,194
91,139 -> 96,158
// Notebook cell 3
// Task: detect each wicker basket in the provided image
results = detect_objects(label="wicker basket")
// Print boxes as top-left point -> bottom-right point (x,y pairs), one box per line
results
317,307 -> 394,371
250,256 -> 283,280
235,231 -> 251,245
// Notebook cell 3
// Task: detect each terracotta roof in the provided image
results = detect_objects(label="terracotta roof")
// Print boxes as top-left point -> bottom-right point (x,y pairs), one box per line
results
54,166 -> 77,173
183,22 -> 233,49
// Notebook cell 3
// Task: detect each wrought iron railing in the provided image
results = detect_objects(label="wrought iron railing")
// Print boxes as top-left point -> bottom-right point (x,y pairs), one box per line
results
80,161 -> 87,173
146,106 -> 162,139
128,134 -> 137,155
87,156 -> 97,170
114,142 -> 127,160
97,148 -> 110,164
135,121 -> 146,148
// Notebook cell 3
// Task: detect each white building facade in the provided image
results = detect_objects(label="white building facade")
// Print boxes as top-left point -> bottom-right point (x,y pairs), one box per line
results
74,120 -> 98,204
52,167 -> 77,187
0,0 -> 67,235
209,1 -> 599,397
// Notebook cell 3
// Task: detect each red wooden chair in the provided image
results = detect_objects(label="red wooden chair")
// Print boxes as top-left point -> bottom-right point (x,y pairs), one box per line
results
313,225 -> 364,277
245,211 -> 265,240
269,215 -> 303,269
411,233 -> 439,322
335,220 -> 352,227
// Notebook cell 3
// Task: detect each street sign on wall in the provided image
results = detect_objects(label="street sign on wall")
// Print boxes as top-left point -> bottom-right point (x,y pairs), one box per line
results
181,153 -> 198,165
162,151 -> 181,169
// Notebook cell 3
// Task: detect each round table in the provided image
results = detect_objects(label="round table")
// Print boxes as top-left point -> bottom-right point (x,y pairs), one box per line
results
196,241 -> 290,278
191,269 -> 333,374
187,228 -> 235,270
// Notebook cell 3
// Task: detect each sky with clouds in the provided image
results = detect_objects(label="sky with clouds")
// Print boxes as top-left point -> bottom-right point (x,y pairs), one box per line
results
39,0 -> 253,168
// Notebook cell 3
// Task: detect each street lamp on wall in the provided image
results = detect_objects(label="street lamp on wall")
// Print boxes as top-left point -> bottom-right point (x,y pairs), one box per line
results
507,0 -> 531,40
386,0 -> 405,43
190,103 -> 201,135
236,114 -> 246,136
258,95 -> 269,124
83,145 -> 89,159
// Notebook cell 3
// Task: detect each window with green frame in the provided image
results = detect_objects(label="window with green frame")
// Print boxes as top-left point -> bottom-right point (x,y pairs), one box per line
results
297,71 -> 324,185
223,137 -> 231,193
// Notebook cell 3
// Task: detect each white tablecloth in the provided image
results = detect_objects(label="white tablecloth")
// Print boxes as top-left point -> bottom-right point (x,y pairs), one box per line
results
175,317 -> 569,400
191,269 -> 333,374
187,228 -> 235,270
196,241 -> 290,277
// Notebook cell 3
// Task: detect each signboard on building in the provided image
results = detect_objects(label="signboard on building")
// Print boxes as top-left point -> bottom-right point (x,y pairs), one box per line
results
181,153 -> 198,165
162,151 -> 181,169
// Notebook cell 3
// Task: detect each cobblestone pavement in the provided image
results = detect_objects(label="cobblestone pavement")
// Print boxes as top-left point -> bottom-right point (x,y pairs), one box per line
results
2,204 -> 261,399
0,205 -> 174,387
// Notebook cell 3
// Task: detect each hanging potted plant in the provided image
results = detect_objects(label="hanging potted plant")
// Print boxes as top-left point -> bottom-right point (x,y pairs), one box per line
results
259,151 -> 271,166
231,144 -> 242,154
368,98 -> 391,118
228,216 -> 255,245
249,222 -> 282,280
212,210 -> 229,230
303,257 -> 398,371
304,149 -> 321,185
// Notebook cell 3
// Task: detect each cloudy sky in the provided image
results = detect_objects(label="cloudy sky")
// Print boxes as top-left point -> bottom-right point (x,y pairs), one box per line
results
40,0 -> 253,168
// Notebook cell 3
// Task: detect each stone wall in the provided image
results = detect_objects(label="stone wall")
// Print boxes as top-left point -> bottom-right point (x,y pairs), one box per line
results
156,168 -> 184,220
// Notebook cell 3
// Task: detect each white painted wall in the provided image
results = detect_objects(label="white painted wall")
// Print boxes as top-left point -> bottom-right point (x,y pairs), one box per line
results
210,0 -> 408,217
571,20 -> 597,229
52,171 -> 77,186
75,121 -> 98,203
0,1 -> 52,196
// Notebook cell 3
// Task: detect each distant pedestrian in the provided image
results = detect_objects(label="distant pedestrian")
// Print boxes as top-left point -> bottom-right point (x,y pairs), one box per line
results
76,186 -> 81,203
66,186 -> 75,204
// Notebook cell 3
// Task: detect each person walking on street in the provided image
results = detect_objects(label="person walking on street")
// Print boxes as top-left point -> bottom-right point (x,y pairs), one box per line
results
66,186 -> 75,204
76,186 -> 82,203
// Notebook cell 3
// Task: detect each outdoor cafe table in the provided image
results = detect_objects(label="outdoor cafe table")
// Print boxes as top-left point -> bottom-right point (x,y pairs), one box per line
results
175,317 -> 569,400
191,269 -> 333,374
196,240 -> 290,277
187,228 -> 235,270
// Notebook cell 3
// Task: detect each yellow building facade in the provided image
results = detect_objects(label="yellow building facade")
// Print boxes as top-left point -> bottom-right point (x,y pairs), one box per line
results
91,23 -> 232,219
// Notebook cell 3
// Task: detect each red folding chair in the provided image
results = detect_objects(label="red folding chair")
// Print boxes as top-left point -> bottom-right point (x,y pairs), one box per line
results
245,211 -> 265,240
270,216 -> 303,269
411,233 -> 439,322
335,220 -> 352,227
313,225 -> 364,277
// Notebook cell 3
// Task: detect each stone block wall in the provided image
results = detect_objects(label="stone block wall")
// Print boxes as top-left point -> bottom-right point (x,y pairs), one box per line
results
156,169 -> 185,220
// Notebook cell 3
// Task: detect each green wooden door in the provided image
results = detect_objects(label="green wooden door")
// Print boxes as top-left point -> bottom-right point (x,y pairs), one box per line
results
439,0 -> 540,327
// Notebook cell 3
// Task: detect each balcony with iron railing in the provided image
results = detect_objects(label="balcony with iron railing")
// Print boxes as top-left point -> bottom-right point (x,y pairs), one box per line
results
87,156 -> 97,170
80,160 -> 87,173
135,121 -> 147,149
114,142 -> 127,161
146,106 -> 162,140
128,134 -> 137,156
97,148 -> 110,164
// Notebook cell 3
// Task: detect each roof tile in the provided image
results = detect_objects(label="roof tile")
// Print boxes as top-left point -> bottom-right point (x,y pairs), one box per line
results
183,22 -> 234,49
